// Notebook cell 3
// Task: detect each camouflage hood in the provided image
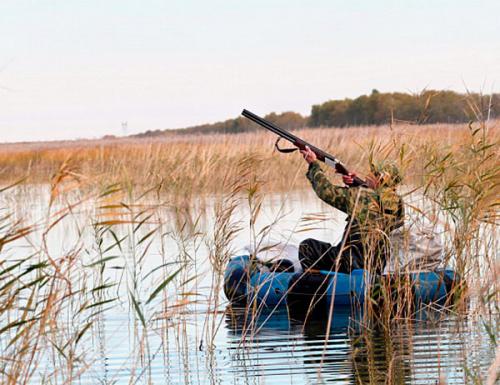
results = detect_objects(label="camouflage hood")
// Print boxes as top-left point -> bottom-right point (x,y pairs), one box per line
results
369,160 -> 402,187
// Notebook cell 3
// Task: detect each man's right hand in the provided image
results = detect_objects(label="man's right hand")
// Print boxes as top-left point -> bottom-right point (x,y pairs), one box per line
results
342,172 -> 357,186
300,146 -> 317,164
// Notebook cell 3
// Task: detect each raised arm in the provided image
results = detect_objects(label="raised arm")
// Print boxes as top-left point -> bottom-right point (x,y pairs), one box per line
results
305,161 -> 351,213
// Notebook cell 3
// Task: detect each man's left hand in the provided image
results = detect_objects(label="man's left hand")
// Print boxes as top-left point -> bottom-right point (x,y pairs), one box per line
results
300,146 -> 317,164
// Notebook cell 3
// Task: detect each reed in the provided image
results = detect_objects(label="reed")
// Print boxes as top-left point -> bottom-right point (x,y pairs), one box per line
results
0,117 -> 498,384
1,120 -> 498,195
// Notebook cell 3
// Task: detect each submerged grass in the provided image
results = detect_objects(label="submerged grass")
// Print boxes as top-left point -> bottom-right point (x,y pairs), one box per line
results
0,117 -> 498,383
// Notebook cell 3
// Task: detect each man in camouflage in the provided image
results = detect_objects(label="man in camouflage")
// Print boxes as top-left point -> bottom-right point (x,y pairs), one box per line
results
299,146 -> 404,274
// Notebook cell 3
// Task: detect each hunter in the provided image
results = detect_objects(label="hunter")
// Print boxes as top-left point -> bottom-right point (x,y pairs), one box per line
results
299,146 -> 404,274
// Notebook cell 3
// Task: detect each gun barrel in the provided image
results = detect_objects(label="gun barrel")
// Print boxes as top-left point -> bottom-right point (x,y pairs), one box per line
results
242,109 -> 325,158
242,109 -> 296,143
241,109 -> 367,187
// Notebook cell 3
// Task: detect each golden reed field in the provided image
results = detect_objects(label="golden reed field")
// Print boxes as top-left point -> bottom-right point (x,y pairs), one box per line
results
1,120 -> 499,196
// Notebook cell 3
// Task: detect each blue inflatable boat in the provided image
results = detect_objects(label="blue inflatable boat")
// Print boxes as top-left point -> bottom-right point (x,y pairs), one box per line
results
224,255 -> 459,314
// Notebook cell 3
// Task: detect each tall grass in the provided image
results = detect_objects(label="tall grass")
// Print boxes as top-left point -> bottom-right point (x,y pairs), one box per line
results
1,120 -> 497,194
0,167 -> 199,383
0,118 -> 498,383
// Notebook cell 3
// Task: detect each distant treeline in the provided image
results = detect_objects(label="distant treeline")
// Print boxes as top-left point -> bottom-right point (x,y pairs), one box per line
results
309,89 -> 499,127
133,90 -> 499,137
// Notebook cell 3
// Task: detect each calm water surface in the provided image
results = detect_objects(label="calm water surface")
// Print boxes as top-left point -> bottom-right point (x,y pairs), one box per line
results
1,189 -> 497,384
75,307 -> 496,384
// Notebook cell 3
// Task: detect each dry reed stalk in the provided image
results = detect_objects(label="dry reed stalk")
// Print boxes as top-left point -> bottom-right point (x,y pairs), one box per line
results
0,120 -> 498,196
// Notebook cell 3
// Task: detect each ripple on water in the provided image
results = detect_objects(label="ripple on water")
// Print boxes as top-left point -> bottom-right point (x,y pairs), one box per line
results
63,307 -> 495,385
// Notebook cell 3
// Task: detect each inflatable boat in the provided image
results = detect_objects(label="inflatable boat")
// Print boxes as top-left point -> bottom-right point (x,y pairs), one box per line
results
223,255 -> 459,315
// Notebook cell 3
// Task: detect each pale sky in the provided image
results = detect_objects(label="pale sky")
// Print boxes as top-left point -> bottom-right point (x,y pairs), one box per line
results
1,0 -> 499,142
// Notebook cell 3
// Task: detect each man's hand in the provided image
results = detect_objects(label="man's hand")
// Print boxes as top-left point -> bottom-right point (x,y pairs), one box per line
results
300,146 -> 317,164
342,172 -> 357,186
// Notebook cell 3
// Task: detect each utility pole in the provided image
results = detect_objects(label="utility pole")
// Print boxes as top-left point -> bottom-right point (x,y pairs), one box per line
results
121,121 -> 128,136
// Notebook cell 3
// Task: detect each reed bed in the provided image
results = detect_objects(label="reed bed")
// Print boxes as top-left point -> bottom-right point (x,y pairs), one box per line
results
0,118 -> 498,384
0,120 -> 498,194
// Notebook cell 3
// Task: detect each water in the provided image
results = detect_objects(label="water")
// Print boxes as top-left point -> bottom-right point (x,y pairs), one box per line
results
0,188 -> 497,384
72,307 -> 495,384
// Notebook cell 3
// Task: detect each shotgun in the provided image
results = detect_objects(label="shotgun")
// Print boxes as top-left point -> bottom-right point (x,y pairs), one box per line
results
241,109 -> 367,187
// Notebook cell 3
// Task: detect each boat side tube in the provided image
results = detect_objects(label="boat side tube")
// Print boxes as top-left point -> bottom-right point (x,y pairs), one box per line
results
224,256 -> 460,310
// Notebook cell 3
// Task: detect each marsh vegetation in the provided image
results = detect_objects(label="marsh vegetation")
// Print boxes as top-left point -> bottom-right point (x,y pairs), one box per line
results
0,118 -> 498,384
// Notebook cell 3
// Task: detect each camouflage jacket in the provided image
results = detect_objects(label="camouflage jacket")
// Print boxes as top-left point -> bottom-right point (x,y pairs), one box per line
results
306,161 -> 404,270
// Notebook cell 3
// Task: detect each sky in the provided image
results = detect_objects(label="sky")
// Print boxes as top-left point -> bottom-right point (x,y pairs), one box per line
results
1,0 -> 499,142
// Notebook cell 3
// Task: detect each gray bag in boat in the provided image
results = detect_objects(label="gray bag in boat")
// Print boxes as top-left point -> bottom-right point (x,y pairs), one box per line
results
386,220 -> 444,274
242,242 -> 303,273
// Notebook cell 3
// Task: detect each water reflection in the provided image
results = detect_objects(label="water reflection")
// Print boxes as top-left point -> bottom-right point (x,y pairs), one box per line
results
224,306 -> 495,384
2,188 -> 496,385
